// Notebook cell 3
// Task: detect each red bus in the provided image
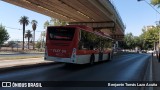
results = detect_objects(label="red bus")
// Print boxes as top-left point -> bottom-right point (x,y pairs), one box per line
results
45,25 -> 113,64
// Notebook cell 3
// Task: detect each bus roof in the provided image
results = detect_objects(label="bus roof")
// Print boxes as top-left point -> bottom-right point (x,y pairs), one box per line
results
47,25 -> 112,40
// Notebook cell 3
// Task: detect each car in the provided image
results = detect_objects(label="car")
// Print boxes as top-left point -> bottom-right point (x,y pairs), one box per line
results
147,50 -> 154,53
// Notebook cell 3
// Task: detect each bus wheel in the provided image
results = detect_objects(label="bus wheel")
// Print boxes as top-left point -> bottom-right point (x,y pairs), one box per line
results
90,54 -> 95,65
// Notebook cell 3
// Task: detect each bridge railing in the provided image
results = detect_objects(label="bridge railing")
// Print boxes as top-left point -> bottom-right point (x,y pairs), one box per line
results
107,0 -> 125,31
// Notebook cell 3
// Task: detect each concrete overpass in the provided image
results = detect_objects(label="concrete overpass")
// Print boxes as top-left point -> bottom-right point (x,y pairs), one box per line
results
3,0 -> 125,40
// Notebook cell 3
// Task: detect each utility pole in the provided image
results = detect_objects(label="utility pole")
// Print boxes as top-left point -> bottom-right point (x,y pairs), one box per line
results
41,32 -> 43,49
40,31 -> 45,50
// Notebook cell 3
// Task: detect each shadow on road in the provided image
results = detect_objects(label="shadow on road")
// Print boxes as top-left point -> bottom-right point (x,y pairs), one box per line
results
60,60 -> 111,71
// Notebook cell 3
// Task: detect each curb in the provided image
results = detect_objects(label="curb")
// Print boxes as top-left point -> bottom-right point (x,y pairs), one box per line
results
0,62 -> 60,74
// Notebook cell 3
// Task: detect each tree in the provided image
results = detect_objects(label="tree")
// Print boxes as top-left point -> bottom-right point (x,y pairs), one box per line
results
143,26 -> 158,49
123,33 -> 135,49
31,20 -> 38,50
25,30 -> 32,49
0,24 -> 9,47
44,20 -> 50,29
40,31 -> 46,49
133,36 -> 144,49
151,0 -> 160,7
50,18 -> 68,26
44,18 -> 67,29
35,41 -> 41,50
139,34 -> 146,49
19,16 -> 29,50
138,26 -> 159,50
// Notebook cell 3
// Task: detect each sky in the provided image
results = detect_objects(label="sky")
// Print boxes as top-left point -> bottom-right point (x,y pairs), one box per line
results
112,0 -> 160,36
0,1 -> 50,41
0,0 -> 160,41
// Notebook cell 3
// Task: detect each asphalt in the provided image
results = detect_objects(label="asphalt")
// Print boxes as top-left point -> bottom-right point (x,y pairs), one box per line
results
0,53 -> 151,90
0,52 -> 151,75
0,52 -> 140,73
0,52 -> 156,90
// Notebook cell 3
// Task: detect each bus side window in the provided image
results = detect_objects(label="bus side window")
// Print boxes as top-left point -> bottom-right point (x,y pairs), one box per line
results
78,41 -> 83,50
79,30 -> 81,41
90,45 -> 93,50
50,33 -> 53,39
78,30 -> 96,50
78,30 -> 82,50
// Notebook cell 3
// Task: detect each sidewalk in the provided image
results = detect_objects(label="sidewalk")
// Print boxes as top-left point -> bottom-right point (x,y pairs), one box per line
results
0,57 -> 55,73
0,58 -> 52,68
0,52 -> 44,60
0,51 -> 44,55
152,56 -> 160,90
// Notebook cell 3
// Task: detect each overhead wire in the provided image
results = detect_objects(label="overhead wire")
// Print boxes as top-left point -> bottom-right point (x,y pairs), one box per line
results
4,26 -> 44,32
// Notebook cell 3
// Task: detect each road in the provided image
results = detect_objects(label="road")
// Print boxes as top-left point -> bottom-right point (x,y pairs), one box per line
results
0,53 -> 151,90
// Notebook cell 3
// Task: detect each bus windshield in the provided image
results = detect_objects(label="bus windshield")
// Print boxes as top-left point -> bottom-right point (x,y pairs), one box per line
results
48,27 -> 75,41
